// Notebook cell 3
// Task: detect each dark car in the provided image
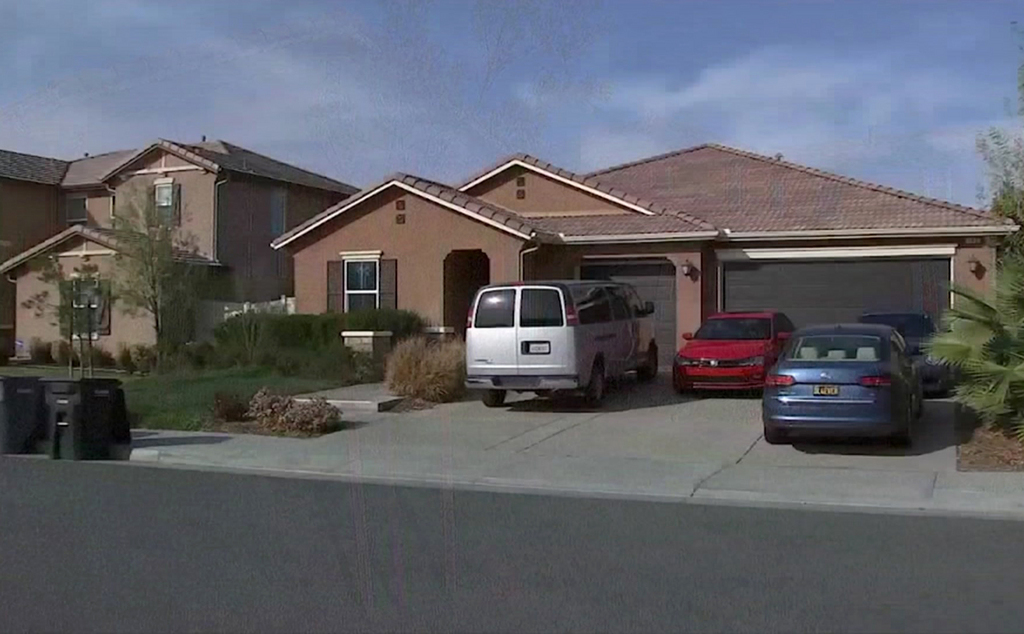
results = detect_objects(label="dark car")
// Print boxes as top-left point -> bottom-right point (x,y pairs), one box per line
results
858,312 -> 952,395
673,311 -> 794,392
762,324 -> 920,446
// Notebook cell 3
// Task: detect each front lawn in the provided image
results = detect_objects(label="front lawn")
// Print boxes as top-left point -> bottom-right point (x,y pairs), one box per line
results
0,365 -> 342,431
123,367 -> 341,431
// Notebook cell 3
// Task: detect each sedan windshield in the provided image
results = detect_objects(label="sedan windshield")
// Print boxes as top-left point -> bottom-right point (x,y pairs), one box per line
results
694,318 -> 771,341
859,313 -> 935,337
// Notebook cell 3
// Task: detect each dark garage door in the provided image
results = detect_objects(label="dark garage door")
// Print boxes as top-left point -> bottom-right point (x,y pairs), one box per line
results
722,258 -> 950,328
579,259 -> 677,365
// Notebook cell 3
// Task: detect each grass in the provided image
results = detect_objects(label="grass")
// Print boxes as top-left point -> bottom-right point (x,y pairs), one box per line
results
0,365 -> 342,431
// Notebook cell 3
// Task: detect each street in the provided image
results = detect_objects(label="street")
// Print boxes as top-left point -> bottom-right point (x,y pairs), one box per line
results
0,458 -> 1022,633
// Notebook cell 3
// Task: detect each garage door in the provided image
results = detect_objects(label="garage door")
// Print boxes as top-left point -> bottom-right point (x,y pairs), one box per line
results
579,259 -> 677,365
722,258 -> 950,328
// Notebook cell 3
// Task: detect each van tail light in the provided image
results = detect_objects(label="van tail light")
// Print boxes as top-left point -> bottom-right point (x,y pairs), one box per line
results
859,375 -> 891,387
466,305 -> 474,329
564,299 -> 579,325
765,374 -> 795,387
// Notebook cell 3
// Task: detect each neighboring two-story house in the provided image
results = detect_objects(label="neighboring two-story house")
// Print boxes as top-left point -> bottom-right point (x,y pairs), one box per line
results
0,139 -> 357,355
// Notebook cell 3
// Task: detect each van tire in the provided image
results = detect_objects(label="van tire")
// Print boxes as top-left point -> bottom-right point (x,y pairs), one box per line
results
584,360 -> 605,407
482,390 -> 507,408
636,344 -> 658,382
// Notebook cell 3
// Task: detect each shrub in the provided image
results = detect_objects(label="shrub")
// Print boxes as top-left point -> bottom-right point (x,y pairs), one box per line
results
344,308 -> 427,341
29,338 -> 53,364
116,344 -> 137,374
88,347 -> 116,368
131,344 -> 157,374
182,341 -> 217,369
52,340 -> 78,366
246,387 -> 341,435
212,392 -> 249,422
385,336 -> 466,402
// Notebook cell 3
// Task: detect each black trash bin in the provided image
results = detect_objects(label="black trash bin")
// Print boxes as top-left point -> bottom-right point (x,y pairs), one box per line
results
0,377 -> 46,455
42,378 -> 123,460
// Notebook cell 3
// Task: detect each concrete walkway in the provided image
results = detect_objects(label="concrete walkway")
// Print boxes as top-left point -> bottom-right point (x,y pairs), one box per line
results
126,377 -> 1024,520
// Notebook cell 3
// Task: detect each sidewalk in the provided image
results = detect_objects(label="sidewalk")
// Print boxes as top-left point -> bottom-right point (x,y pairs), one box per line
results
128,426 -> 1024,521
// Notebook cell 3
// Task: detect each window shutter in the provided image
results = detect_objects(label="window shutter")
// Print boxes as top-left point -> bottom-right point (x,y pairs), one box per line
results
98,280 -> 111,335
172,183 -> 182,226
379,258 -> 397,310
326,260 -> 344,313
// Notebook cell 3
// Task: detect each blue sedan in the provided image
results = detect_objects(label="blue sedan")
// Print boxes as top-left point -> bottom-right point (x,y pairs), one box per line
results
762,324 -> 920,446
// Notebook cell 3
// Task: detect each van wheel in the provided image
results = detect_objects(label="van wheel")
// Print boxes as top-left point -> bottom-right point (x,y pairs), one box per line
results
636,345 -> 658,382
584,361 -> 605,407
482,390 -> 507,408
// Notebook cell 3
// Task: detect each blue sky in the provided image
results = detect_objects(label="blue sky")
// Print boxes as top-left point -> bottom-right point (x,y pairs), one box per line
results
1,0 -> 1021,207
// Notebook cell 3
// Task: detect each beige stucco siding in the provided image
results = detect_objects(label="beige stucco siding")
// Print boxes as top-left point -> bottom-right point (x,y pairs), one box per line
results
289,188 -> 522,324
14,240 -> 156,353
466,165 -> 628,217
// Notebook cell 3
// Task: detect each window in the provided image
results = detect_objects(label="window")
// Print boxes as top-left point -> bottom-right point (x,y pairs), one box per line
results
573,286 -> 612,325
607,287 -> 631,321
66,197 -> 88,225
344,259 -> 378,311
694,318 -> 771,341
67,278 -> 111,338
474,289 -> 515,328
154,181 -> 178,225
520,288 -> 564,328
787,335 -> 883,362
270,188 -> 287,236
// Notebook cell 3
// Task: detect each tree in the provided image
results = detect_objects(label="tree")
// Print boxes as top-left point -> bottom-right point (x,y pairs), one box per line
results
108,183 -> 206,365
977,27 -> 1024,258
927,252 -> 1024,440
21,256 -> 107,376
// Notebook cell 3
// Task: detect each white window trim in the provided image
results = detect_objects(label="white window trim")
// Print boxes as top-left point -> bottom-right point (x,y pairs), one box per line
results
343,257 -> 380,311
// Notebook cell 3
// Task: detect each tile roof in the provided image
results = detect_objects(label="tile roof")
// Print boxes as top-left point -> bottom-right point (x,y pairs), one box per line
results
274,173 -> 557,248
61,149 -> 139,187
588,143 -> 1011,233
59,139 -> 358,194
0,149 -> 69,185
527,213 -> 711,238
460,152 -> 717,231
0,224 -> 220,274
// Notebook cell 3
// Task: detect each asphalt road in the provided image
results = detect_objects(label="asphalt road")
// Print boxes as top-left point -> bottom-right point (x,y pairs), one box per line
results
1,459 -> 1023,633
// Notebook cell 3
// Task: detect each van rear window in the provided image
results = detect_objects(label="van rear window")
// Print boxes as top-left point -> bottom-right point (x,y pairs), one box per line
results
474,289 -> 515,328
520,288 -> 564,327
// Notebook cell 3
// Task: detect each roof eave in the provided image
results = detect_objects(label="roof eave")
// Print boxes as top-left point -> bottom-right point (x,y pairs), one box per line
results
559,230 -> 720,244
719,226 -> 1018,241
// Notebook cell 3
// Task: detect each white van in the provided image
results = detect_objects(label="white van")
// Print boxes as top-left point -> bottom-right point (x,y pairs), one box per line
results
465,281 -> 658,407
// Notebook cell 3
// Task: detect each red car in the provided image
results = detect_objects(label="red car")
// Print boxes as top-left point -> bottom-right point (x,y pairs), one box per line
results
673,311 -> 795,392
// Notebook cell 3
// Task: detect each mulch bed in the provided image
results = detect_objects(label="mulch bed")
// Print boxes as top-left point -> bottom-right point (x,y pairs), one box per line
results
956,410 -> 1024,472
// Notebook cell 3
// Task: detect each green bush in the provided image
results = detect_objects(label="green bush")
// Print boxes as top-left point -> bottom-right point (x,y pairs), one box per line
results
212,391 -> 249,422
343,308 -> 427,341
181,341 -> 217,369
131,344 -> 157,374
116,344 -> 137,374
385,336 -> 466,402
88,347 -> 116,368
29,338 -> 53,364
52,341 -> 78,366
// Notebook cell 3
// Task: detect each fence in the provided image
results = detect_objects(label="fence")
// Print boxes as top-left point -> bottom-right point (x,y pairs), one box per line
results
194,296 -> 296,341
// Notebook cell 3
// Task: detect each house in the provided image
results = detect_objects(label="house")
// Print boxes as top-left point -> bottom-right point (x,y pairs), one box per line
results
0,139 -> 357,354
272,143 -> 1015,364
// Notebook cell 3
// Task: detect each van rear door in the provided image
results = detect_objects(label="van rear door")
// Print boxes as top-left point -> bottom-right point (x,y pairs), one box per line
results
516,285 -> 574,376
466,287 -> 518,376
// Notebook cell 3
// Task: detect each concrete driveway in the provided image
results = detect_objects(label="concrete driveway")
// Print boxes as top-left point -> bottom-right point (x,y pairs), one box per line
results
346,372 -> 958,475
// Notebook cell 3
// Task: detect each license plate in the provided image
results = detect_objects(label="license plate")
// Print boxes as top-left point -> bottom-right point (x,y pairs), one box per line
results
527,342 -> 550,354
813,385 -> 840,396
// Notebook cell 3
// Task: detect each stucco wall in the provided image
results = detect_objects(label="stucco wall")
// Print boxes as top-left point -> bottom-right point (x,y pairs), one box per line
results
289,187 -> 522,325
14,243 -> 157,354
466,165 -> 627,217
218,175 -> 346,302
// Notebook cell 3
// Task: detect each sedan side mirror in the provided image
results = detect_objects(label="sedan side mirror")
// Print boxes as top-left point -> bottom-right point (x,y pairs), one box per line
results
682,332 -> 694,341
642,301 -> 655,316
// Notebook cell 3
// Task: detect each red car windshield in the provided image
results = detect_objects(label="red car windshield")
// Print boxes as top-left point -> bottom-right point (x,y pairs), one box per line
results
694,318 -> 771,341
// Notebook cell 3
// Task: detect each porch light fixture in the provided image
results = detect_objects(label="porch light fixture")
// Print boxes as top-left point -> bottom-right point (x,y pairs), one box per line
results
968,256 -> 985,277
680,260 -> 699,280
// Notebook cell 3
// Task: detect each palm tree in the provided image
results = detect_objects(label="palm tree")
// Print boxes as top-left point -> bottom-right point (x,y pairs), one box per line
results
927,253 -> 1024,440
